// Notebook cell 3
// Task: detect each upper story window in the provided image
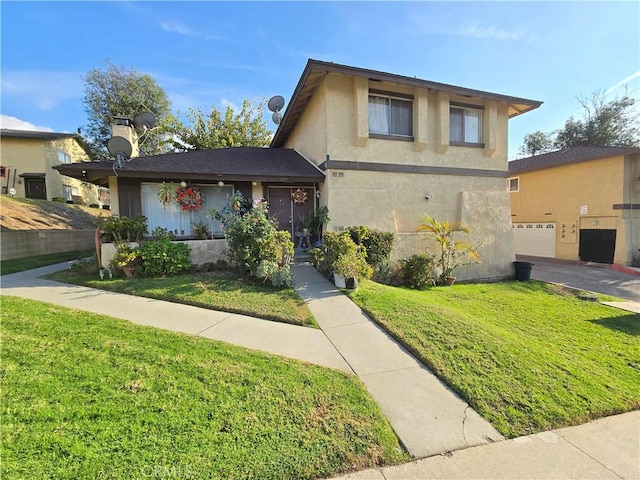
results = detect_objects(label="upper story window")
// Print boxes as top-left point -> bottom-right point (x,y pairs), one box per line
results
368,92 -> 413,139
509,177 -> 519,192
57,150 -> 71,164
450,105 -> 483,146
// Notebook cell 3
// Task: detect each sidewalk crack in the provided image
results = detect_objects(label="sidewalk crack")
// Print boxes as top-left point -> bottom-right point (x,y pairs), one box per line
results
462,405 -> 470,446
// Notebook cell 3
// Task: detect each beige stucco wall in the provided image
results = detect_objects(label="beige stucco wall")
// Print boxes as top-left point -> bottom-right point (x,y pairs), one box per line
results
510,154 -> 640,264
284,70 -> 516,280
0,136 -> 100,204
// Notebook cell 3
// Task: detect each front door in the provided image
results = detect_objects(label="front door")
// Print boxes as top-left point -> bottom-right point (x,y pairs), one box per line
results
25,178 -> 47,199
268,187 -> 314,238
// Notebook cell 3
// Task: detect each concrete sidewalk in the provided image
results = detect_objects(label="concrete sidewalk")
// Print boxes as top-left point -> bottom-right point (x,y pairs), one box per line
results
332,410 -> 640,480
291,264 -> 503,459
3,262 -> 638,479
0,263 -> 351,373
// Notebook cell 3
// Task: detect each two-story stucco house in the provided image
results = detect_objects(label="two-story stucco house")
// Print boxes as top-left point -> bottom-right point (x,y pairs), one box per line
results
56,59 -> 541,280
0,129 -> 105,205
509,146 -> 640,265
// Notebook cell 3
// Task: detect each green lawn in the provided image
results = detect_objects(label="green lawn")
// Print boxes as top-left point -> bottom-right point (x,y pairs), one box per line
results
1,296 -> 409,479
50,269 -> 317,328
349,280 -> 639,438
1,250 -> 94,275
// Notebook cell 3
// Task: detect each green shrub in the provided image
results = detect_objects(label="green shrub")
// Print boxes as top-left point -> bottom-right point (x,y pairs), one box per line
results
399,254 -> 435,289
52,197 -> 65,203
221,195 -> 294,287
311,230 -> 372,281
97,215 -> 148,242
192,220 -> 211,240
347,226 -> 395,268
88,203 -> 100,209
138,238 -> 191,276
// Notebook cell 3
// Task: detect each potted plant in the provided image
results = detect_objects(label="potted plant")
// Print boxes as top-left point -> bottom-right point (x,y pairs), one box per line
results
333,249 -> 372,290
299,212 -> 314,235
417,214 -> 479,286
157,182 -> 176,227
310,206 -> 330,246
110,241 -> 141,278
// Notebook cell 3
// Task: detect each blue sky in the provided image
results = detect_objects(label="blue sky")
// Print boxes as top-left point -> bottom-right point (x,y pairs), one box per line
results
1,1 -> 638,159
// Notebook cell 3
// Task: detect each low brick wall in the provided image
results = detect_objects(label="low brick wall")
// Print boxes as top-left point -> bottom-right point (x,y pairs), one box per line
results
100,238 -> 228,269
1,229 -> 95,261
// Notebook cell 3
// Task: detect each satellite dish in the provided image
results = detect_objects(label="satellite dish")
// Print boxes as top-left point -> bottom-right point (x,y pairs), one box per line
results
268,95 -> 285,113
268,96 -> 285,125
107,136 -> 133,163
133,112 -> 156,131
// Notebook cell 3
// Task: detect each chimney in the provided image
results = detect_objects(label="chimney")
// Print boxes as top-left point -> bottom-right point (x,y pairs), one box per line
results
111,117 -> 139,158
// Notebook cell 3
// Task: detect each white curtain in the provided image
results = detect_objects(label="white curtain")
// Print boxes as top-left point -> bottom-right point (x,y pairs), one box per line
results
368,96 -> 389,134
141,183 -> 233,236
464,110 -> 482,143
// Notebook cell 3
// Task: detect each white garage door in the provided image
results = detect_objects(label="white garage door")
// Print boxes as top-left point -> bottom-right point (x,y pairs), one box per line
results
512,222 -> 556,258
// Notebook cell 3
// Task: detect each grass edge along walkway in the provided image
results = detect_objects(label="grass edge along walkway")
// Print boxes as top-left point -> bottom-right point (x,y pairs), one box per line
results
349,280 -> 640,438
1,295 -> 409,480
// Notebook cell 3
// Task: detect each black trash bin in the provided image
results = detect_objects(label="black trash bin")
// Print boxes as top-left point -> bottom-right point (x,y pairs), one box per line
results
513,261 -> 534,281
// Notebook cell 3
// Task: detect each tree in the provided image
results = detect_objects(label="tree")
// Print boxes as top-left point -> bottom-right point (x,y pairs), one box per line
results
517,91 -> 640,156
518,130 -> 554,156
554,92 -> 639,149
162,99 -> 272,151
82,61 -> 172,159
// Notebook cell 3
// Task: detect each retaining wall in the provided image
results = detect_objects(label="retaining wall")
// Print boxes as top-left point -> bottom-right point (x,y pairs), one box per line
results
1,229 -> 95,261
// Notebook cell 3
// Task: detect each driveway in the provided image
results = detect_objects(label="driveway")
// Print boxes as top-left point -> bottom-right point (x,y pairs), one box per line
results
521,256 -> 640,303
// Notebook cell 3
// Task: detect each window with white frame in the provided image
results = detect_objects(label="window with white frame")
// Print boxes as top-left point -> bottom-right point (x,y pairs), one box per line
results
368,92 -> 413,138
509,177 -> 519,192
62,184 -> 78,202
57,150 -> 71,164
450,105 -> 483,145
140,183 -> 234,237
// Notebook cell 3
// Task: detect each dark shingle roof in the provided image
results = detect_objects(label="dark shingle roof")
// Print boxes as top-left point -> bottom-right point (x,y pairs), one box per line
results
272,59 -> 543,148
509,146 -> 640,175
0,129 -> 78,140
54,147 -> 325,186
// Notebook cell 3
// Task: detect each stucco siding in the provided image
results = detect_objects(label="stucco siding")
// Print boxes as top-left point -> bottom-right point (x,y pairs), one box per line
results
0,136 -> 99,204
510,155 -> 639,264
325,169 -> 514,280
284,81 -> 328,166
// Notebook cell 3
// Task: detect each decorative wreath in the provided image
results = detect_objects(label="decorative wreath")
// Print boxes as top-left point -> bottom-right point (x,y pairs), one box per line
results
291,188 -> 308,204
176,184 -> 204,211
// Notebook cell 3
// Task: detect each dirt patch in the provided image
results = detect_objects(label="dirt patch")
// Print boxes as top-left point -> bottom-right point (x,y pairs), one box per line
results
0,196 -> 111,231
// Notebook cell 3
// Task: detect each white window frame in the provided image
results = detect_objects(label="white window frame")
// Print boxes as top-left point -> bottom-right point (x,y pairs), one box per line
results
58,150 -> 71,164
509,177 -> 519,192
368,92 -> 413,139
450,105 -> 484,146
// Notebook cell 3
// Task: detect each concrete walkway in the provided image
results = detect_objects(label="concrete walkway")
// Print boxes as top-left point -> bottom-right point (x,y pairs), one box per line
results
291,264 -> 503,458
0,263 -> 351,373
3,262 -> 638,478
332,410 -> 639,480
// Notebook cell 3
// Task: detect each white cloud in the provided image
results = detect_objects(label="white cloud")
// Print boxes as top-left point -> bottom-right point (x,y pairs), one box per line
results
1,70 -> 82,110
159,20 -> 223,41
455,22 -> 526,41
606,71 -> 640,95
0,115 -> 53,131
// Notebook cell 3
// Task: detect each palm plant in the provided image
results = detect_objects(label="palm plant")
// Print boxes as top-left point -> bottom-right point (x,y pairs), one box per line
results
157,182 -> 176,227
416,214 -> 479,285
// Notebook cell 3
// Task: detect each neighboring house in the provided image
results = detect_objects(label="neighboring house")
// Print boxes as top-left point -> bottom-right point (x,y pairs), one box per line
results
55,59 -> 541,280
0,129 -> 105,205
509,146 -> 640,265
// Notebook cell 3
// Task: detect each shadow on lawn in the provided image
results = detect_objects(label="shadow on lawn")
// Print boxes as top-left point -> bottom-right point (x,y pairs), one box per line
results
590,314 -> 640,336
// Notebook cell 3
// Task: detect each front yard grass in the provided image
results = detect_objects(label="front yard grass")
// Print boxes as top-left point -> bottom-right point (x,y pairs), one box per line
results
350,280 -> 639,438
1,249 -> 94,275
50,269 -> 316,327
1,296 -> 409,479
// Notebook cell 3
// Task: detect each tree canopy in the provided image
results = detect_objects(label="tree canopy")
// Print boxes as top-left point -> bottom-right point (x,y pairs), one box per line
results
517,91 -> 639,157
161,99 -> 273,151
82,61 -> 172,159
